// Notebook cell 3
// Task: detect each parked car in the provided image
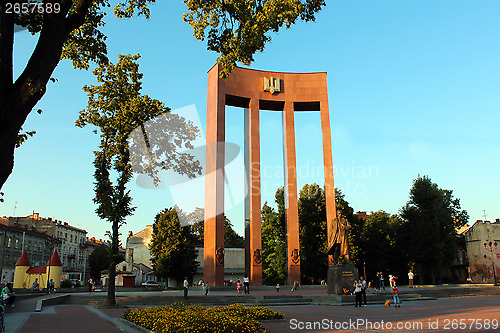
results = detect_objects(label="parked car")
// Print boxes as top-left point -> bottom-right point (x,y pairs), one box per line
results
141,281 -> 161,288
70,279 -> 81,288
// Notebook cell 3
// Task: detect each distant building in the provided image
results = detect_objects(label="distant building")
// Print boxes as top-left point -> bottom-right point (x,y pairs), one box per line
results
125,226 -> 245,287
464,219 -> 500,283
0,223 -> 55,284
354,211 -> 370,220
1,213 -> 87,281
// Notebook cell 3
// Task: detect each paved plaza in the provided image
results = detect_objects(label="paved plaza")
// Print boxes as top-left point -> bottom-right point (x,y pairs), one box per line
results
3,285 -> 500,332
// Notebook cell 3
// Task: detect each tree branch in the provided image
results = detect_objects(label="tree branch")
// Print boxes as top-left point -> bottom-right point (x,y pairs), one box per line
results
0,4 -> 14,100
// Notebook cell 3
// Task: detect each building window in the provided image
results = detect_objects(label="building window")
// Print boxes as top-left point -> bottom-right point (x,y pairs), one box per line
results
7,238 -> 11,248
70,235 -> 73,242
14,239 -> 19,249
65,233 -> 67,239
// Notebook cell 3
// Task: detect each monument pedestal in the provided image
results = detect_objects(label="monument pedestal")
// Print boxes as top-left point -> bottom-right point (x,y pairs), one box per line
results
327,264 -> 359,295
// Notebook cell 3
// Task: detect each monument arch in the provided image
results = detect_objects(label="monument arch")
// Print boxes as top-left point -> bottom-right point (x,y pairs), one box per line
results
204,64 -> 336,286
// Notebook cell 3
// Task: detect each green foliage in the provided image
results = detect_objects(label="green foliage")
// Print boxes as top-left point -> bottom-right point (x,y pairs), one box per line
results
183,0 -> 325,77
187,208 -> 244,248
88,244 -> 111,281
224,216 -> 245,248
123,303 -> 283,333
15,128 -> 36,148
261,187 -> 287,285
149,208 -> 199,286
76,54 -> 200,304
298,184 -> 327,284
60,279 -> 74,288
359,211 -> 403,282
399,175 -> 469,284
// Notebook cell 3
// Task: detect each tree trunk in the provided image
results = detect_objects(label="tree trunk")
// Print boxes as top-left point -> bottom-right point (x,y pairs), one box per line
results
106,218 -> 119,306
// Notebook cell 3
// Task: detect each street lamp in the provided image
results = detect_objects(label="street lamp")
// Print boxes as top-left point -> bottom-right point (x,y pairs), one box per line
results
483,240 -> 498,285
44,236 -> 61,293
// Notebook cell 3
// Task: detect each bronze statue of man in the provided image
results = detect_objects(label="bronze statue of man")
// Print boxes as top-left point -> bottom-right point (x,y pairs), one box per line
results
327,211 -> 351,265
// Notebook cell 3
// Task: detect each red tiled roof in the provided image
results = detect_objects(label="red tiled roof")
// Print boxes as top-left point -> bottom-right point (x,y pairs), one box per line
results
26,266 -> 46,274
15,250 -> 31,266
46,250 -> 63,266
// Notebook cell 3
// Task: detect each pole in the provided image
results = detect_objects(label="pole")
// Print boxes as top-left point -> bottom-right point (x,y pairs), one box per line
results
0,228 -> 7,283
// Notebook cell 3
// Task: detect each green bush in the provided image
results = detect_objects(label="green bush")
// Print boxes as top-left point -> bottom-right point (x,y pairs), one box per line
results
123,302 -> 283,333
59,279 -> 73,288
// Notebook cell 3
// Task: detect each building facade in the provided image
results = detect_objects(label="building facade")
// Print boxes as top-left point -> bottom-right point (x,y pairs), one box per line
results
126,225 -> 245,287
465,219 -> 500,284
1,213 -> 87,281
0,224 -> 55,284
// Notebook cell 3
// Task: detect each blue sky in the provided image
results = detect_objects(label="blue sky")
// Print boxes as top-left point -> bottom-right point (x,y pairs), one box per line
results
2,0 -> 499,242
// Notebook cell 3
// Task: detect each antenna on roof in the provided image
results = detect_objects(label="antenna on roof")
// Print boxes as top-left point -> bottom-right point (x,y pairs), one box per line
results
483,209 -> 488,221
13,201 -> 18,216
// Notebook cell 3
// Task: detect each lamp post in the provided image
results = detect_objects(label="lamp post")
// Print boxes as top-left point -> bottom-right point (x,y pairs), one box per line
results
44,236 -> 61,293
80,242 -> 90,284
483,240 -> 498,285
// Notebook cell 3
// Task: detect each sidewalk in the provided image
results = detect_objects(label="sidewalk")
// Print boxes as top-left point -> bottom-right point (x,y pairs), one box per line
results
4,284 -> 499,332
3,296 -> 142,333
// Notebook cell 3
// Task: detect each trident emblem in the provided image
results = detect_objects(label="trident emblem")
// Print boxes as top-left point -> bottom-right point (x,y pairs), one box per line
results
263,76 -> 281,94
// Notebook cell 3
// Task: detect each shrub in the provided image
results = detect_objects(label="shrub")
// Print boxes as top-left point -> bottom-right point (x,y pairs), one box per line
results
60,279 -> 73,288
123,302 -> 283,333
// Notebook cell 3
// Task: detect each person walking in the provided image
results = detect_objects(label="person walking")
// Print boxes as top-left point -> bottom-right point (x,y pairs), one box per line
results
276,283 -> 280,293
379,272 -> 385,290
354,280 -> 362,307
243,274 -> 250,294
88,278 -> 93,294
204,282 -> 209,296
183,277 -> 189,299
375,272 -> 380,291
408,270 -> 414,288
360,276 -> 367,306
392,285 -> 401,307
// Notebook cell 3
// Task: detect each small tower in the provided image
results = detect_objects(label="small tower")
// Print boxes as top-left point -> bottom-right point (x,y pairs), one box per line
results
46,250 -> 63,288
14,250 -> 31,288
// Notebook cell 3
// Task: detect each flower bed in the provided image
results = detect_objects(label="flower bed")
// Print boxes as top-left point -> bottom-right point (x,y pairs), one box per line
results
123,302 -> 284,333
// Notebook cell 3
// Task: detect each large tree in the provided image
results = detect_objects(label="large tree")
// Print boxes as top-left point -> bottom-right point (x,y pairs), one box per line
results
399,175 -> 468,284
189,209 -> 244,248
298,183 -> 327,284
88,244 -> 111,282
149,207 -> 199,287
76,54 -> 201,305
359,211 -> 403,284
261,187 -> 287,285
0,0 -> 325,190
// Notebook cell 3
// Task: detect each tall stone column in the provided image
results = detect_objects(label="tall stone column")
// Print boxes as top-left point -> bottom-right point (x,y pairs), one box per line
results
283,101 -> 300,284
204,65 -> 225,286
319,95 -> 337,267
248,99 -> 262,285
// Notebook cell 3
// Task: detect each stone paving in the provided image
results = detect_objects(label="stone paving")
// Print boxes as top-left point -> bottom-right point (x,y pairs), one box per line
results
4,285 -> 500,332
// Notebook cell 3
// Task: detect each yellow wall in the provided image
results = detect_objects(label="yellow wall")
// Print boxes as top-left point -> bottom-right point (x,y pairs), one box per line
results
13,266 -> 29,289
13,265 -> 62,289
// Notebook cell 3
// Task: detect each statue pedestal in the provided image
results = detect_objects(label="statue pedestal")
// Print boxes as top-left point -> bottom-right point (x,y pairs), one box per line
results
327,264 -> 359,295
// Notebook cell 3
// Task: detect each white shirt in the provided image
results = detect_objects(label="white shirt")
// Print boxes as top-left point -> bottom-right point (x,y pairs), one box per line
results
243,277 -> 249,283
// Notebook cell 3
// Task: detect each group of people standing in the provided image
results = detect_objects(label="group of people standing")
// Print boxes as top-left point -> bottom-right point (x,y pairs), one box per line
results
353,272 -> 408,307
353,277 -> 367,307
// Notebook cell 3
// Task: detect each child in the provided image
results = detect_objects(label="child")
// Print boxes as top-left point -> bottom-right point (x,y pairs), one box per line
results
276,283 -> 280,292
236,279 -> 242,294
204,282 -> 209,296
392,286 -> 400,307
